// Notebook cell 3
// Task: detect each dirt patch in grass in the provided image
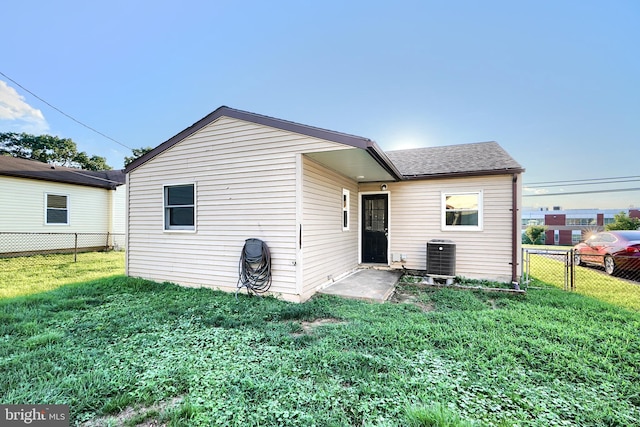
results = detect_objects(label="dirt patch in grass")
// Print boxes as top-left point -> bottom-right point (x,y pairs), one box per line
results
390,282 -> 510,311
292,318 -> 346,337
80,397 -> 182,427
390,291 -> 435,312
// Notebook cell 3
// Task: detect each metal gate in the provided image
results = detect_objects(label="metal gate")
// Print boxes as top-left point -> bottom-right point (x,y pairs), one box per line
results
521,248 -> 575,291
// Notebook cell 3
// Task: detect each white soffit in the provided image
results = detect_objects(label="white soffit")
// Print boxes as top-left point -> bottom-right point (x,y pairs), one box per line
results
305,148 -> 395,182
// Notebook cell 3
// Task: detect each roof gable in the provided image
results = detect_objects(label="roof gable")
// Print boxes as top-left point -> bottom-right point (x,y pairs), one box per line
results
0,156 -> 125,189
125,106 -> 396,174
386,141 -> 524,178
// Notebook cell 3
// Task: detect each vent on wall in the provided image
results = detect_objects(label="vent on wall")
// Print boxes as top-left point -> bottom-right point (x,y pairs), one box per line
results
426,239 -> 456,277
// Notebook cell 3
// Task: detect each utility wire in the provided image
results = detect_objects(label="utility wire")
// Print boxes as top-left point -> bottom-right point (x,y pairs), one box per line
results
0,71 -> 132,150
525,175 -> 640,186
524,187 -> 640,197
67,169 -> 124,185
526,178 -> 640,188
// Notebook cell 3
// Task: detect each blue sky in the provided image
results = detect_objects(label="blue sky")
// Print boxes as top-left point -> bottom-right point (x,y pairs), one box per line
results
2,0 -> 638,210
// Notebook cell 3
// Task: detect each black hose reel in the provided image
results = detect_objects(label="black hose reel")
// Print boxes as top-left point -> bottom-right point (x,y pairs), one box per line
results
236,238 -> 272,297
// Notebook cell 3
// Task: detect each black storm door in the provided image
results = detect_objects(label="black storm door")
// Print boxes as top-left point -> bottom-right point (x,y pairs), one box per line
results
362,194 -> 388,263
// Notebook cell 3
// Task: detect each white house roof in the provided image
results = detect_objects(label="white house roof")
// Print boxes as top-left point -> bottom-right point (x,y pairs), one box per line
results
0,156 -> 125,189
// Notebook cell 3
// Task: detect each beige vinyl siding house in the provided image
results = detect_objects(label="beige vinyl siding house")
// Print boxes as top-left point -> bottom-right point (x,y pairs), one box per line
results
300,156 -> 359,299
0,156 -> 125,254
127,115 -> 365,301
126,106 -> 524,302
359,174 -> 521,282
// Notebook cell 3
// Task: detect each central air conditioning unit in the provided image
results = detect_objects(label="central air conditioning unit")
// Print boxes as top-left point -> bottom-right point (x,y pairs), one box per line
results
426,239 -> 456,278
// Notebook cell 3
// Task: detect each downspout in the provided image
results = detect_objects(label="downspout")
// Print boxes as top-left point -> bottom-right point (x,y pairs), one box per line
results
125,173 -> 130,276
511,173 -> 519,284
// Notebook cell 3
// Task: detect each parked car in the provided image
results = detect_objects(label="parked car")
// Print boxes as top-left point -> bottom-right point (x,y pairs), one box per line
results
574,230 -> 640,275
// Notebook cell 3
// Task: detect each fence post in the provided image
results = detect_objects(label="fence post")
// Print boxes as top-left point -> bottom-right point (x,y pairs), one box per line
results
74,233 -> 78,262
564,251 -> 569,291
106,232 -> 110,251
570,249 -> 576,291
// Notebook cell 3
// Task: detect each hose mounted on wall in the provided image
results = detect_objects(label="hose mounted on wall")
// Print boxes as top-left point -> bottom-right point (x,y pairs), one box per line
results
237,238 -> 272,296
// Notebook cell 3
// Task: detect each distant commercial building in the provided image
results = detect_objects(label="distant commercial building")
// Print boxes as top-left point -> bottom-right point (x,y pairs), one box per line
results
522,207 -> 640,246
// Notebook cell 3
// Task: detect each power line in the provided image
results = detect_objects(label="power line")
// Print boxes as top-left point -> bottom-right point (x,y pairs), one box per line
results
0,71 -> 132,150
526,178 -> 640,188
525,175 -> 640,186
524,187 -> 640,197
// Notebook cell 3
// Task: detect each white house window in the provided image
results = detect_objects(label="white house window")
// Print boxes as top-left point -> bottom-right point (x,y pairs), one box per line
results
164,184 -> 195,231
342,189 -> 350,231
46,194 -> 69,225
442,191 -> 483,231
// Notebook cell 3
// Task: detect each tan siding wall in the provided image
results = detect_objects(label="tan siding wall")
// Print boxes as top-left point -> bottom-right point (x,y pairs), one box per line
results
127,116 -> 351,301
0,176 -> 118,252
360,174 -> 519,282
301,156 -> 359,298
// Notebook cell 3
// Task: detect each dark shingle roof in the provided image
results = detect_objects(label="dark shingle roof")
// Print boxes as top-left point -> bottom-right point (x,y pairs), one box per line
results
0,156 -> 125,189
386,141 -> 524,178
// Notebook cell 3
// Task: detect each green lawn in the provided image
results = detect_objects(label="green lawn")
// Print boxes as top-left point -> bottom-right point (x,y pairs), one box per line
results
525,253 -> 640,311
0,251 -> 125,299
1,254 -> 639,426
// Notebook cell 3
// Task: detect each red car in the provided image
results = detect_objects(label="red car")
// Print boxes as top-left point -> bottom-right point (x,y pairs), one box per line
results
574,230 -> 640,275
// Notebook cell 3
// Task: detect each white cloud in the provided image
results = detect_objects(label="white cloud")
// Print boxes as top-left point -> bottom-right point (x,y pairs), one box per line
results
0,80 -> 49,134
523,186 -> 550,195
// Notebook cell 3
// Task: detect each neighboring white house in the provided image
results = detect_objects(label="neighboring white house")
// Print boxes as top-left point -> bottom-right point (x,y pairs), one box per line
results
0,156 -> 126,254
125,106 -> 524,302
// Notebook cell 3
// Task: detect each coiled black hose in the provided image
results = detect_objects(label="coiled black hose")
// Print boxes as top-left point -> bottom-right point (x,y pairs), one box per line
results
236,238 -> 272,296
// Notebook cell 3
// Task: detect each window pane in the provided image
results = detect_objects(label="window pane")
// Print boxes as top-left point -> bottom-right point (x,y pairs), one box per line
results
169,207 -> 194,226
458,211 -> 478,225
443,192 -> 481,229
47,194 -> 67,209
167,185 -> 194,205
445,210 -> 478,226
445,194 -> 478,210
47,209 -> 67,224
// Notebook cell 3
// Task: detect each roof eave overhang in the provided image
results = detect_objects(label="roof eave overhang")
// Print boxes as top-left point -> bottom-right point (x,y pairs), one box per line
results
0,172 -> 120,189
365,142 -> 403,181
401,167 -> 525,181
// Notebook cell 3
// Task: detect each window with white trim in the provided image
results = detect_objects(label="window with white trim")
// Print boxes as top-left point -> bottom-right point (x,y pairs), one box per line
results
164,184 -> 195,231
442,191 -> 483,231
46,193 -> 69,225
342,189 -> 350,231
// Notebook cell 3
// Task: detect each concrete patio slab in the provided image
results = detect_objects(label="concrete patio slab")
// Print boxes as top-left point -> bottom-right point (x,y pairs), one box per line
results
318,268 -> 402,302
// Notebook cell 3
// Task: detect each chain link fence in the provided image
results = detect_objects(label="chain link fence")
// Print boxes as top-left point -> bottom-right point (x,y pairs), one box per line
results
521,247 -> 640,309
0,232 -> 125,264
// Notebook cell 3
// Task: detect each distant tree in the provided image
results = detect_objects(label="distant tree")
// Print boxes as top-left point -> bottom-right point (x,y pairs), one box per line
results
524,225 -> 547,245
72,151 -> 111,171
605,212 -> 640,231
0,132 -> 111,171
124,146 -> 154,167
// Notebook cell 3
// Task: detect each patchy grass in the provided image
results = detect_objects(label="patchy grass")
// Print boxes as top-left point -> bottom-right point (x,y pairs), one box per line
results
1,272 -> 639,426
